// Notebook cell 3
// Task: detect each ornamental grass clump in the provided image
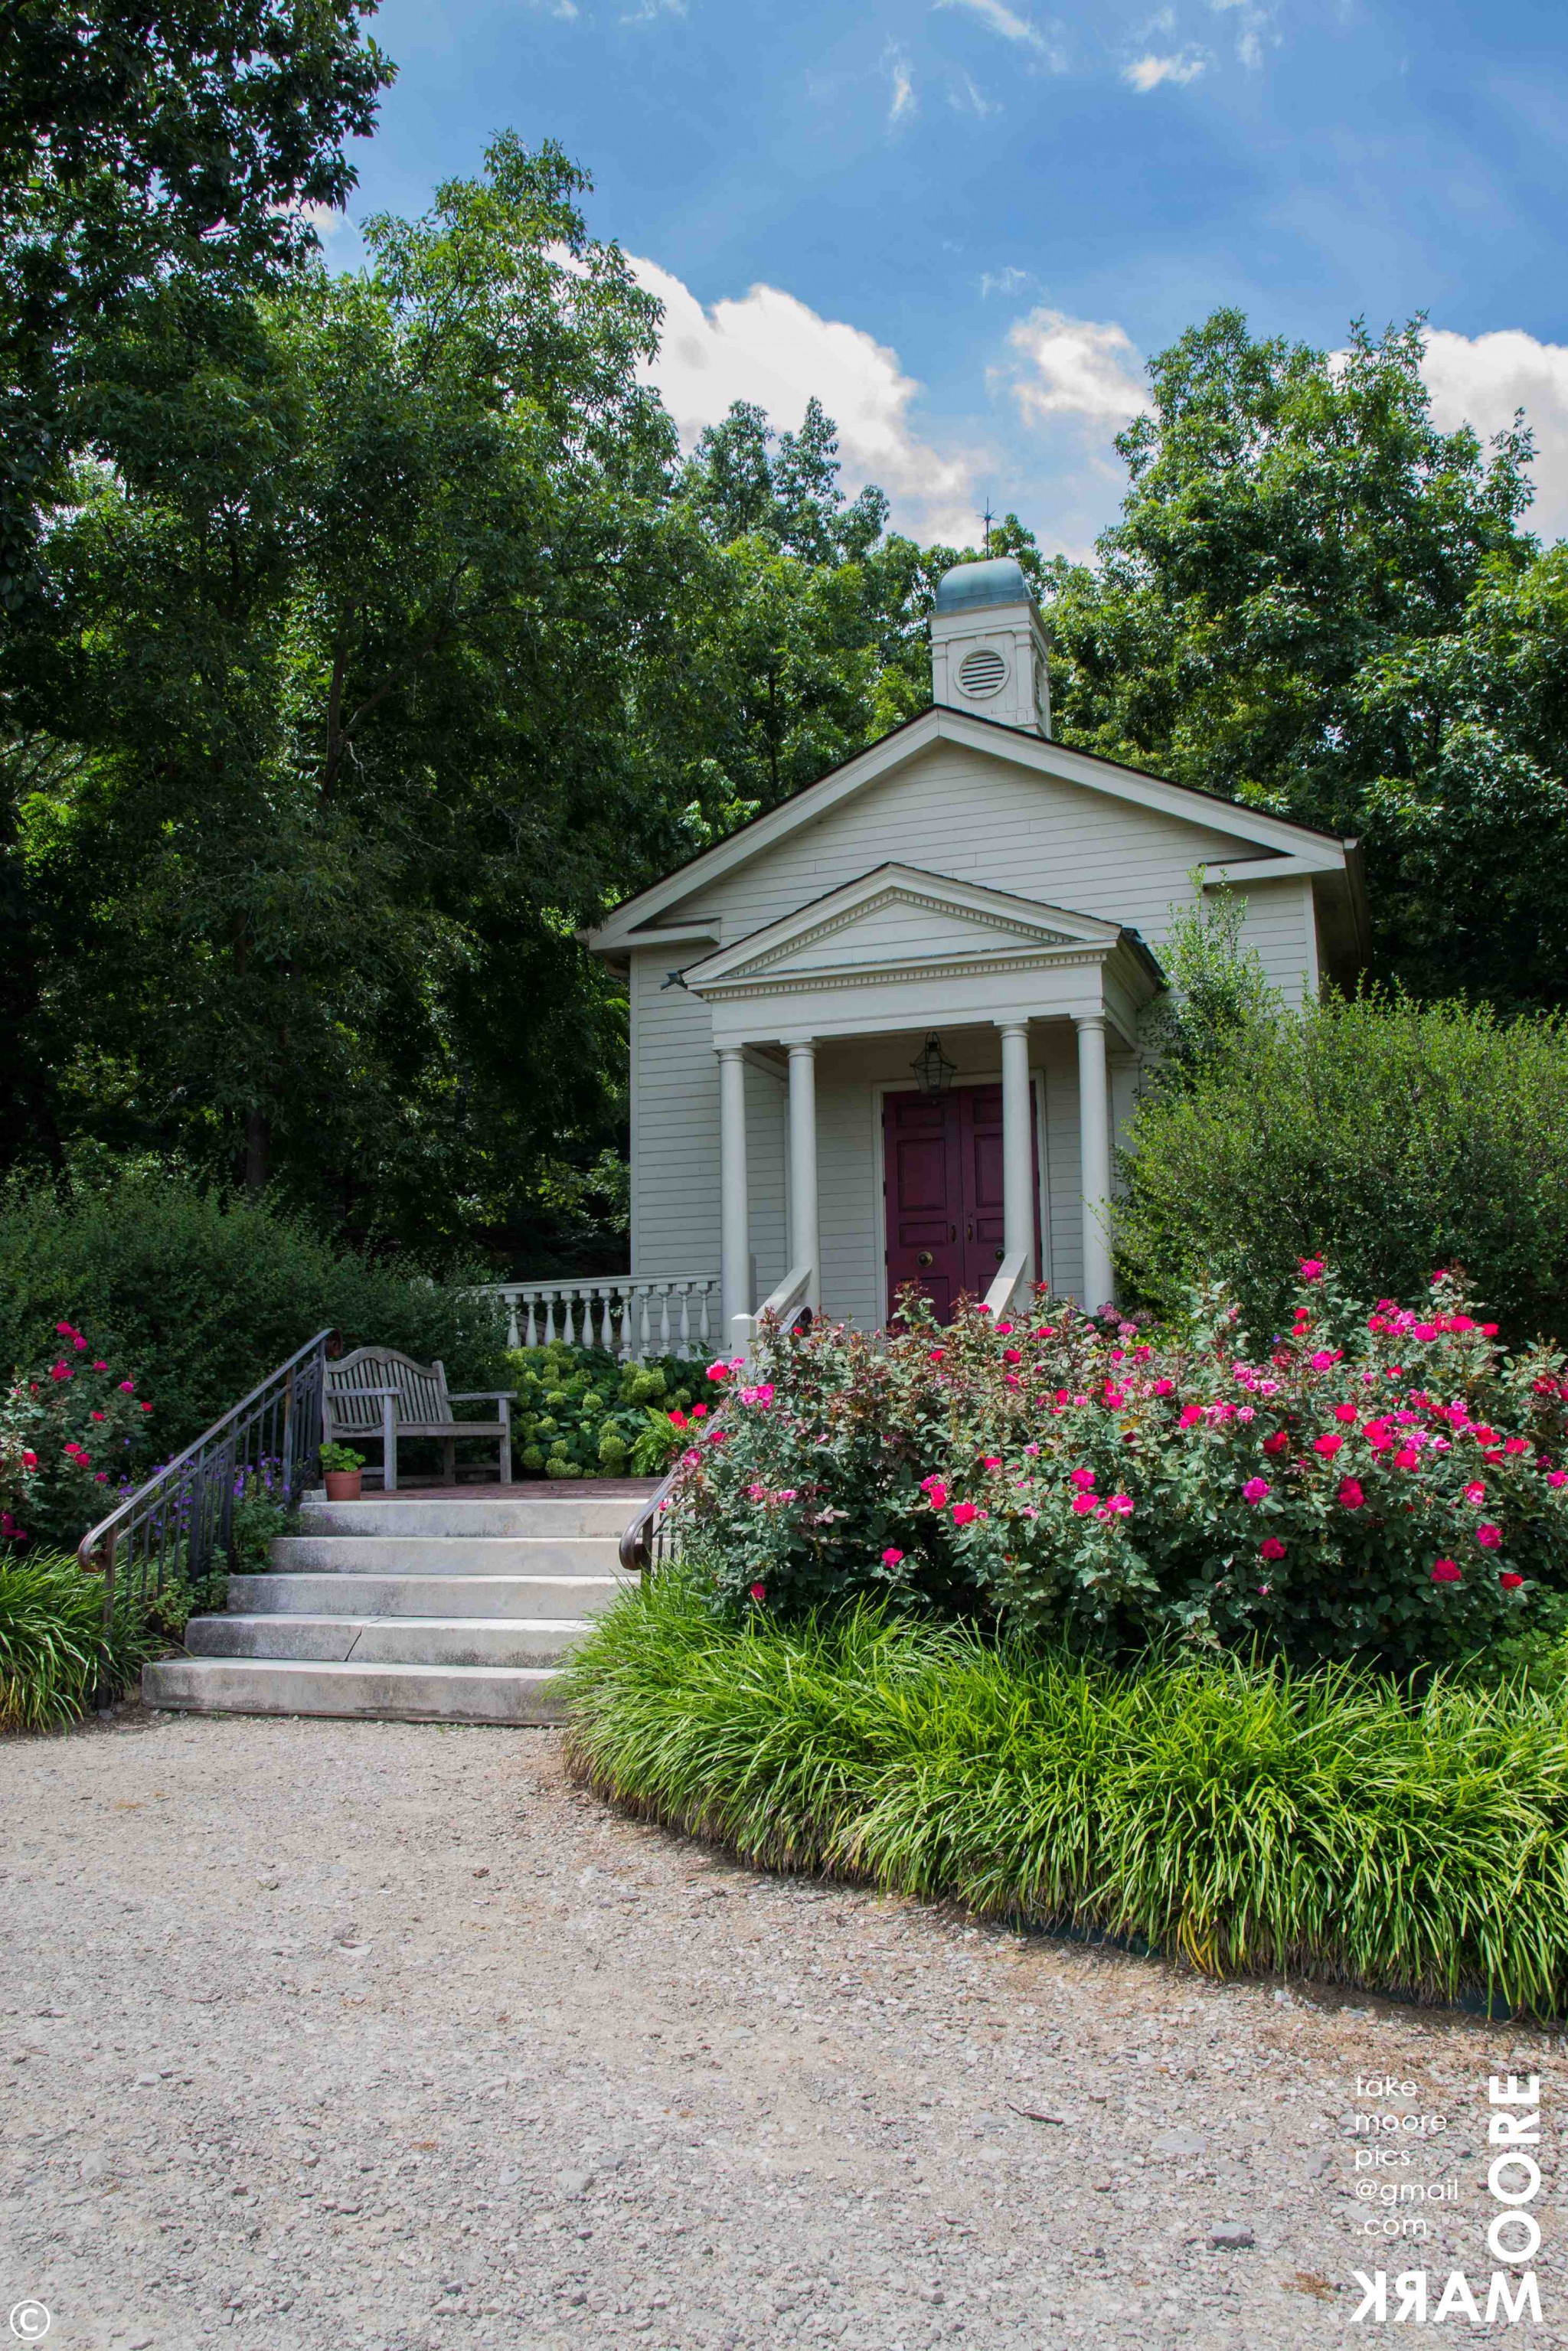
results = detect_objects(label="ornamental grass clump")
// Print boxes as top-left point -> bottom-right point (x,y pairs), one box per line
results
673,1265 -> 1568,1670
0,1550 -> 153,1731
564,1574 -> 1568,2013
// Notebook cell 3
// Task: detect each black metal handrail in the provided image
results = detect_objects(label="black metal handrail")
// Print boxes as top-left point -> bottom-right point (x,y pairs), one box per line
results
77,1329 -> 335,1627
618,1457 -> 685,1578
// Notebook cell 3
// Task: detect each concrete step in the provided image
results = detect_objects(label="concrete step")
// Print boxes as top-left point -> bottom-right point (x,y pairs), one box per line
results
142,1654 -> 567,1726
184,1614 -> 594,1667
297,1494 -> 641,1540
229,1572 -> 626,1621
271,1534 -> 623,1577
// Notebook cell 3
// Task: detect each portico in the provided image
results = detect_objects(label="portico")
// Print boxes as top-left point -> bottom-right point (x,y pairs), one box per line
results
681,864 -> 1162,1352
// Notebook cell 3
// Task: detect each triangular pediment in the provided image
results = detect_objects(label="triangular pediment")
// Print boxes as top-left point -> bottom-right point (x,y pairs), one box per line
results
683,866 -> 1129,995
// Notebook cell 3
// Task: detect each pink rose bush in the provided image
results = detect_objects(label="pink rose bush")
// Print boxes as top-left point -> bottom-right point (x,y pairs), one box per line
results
668,1265 -> 1568,1664
0,1324 -> 152,1553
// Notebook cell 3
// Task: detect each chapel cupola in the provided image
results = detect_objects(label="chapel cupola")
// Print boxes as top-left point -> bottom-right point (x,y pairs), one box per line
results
930,555 -> 1051,737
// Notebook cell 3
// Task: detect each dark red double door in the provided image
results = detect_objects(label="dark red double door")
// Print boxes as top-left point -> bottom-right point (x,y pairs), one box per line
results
884,1084 -> 1039,1323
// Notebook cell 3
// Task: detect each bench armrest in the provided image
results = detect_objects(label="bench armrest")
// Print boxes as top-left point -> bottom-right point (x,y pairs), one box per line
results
447,1389 -> 517,1402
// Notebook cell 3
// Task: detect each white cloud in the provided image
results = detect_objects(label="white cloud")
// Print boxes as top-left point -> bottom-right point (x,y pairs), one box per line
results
1422,327 -> 1568,540
1208,0 -> 1275,72
934,0 -> 1067,66
528,0 -> 579,16
980,265 -> 1035,299
632,256 -> 981,544
999,306 -> 1149,429
621,0 -> 686,18
886,44 -> 917,125
951,70 -> 1001,117
1123,47 -> 1209,89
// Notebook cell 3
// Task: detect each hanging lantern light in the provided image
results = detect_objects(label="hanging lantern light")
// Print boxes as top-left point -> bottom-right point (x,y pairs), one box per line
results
910,1032 -> 956,1097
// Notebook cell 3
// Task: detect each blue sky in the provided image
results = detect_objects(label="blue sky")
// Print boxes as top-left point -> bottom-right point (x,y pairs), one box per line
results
335,0 -> 1568,551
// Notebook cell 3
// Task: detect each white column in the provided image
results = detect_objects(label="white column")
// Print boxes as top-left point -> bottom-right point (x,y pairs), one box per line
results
717,1046 -> 751,1357
1075,1013 -> 1115,1310
786,1041 -> 819,1312
996,1020 -> 1034,1295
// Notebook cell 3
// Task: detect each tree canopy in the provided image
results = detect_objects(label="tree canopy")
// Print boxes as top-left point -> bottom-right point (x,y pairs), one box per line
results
5,111 -> 1568,1272
1044,312 -> 1568,1006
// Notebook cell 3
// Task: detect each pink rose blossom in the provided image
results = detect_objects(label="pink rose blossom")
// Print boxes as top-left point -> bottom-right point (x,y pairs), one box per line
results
750,1582 -> 766,1602
1313,1432 -> 1343,1458
1071,1494 -> 1097,1515
1309,1350 -> 1339,1372
1463,1481 -> 1486,1505
881,1548 -> 905,1566
1298,1259 -> 1325,1282
1241,1477 -> 1270,1504
951,1501 -> 980,1526
1259,1536 -> 1287,1561
923,1481 -> 949,1510
1070,1466 -> 1096,1490
1475,1523 -> 1503,1550
1500,1571 -> 1524,1591
1431,1559 -> 1462,1583
1337,1478 -> 1364,1510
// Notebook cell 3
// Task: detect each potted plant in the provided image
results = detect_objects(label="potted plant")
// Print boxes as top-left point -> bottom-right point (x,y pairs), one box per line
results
319,1441 -> 366,1502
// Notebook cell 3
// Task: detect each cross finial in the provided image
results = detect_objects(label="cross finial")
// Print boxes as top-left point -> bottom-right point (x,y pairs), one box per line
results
982,495 -> 995,557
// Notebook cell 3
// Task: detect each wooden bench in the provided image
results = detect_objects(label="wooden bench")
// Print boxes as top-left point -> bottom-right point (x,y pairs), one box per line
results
323,1348 -> 515,1492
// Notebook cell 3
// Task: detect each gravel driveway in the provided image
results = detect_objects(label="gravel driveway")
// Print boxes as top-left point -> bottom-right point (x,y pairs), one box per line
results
2,1707 -> 1560,2350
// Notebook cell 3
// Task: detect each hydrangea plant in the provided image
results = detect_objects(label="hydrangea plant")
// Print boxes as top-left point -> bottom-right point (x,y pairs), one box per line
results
669,1267 -> 1568,1669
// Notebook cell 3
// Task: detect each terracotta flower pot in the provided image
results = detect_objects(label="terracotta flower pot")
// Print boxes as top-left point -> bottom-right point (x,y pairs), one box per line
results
324,1469 -> 363,1501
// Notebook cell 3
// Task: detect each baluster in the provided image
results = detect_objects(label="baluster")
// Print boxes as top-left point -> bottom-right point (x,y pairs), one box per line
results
656,1284 -> 671,1354
697,1283 -> 712,1353
636,1287 -> 651,1363
524,1295 -> 538,1348
599,1287 -> 614,1351
615,1291 -> 632,1361
544,1295 -> 557,1345
506,1291 -> 521,1349
677,1283 -> 691,1356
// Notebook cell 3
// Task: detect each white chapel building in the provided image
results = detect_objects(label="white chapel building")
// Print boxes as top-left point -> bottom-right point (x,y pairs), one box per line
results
573,557 -> 1368,1358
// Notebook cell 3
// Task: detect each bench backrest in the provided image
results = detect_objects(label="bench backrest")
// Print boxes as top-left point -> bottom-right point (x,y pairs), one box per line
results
325,1347 -> 450,1434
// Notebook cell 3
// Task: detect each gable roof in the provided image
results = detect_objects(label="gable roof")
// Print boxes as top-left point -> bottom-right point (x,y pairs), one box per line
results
581,704 -> 1361,957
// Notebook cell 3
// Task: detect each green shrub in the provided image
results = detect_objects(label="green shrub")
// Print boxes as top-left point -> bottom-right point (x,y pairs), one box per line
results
565,1571 -> 1568,2013
0,1551 -> 153,1730
675,1269 -> 1568,1670
507,1342 -> 707,1478
1116,989 -> 1568,1346
0,1159 -> 508,1457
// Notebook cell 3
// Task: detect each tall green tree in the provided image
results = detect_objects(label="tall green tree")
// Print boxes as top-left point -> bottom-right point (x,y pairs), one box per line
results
1044,310 -> 1568,1005
0,0 -> 391,609
10,138 -> 690,1258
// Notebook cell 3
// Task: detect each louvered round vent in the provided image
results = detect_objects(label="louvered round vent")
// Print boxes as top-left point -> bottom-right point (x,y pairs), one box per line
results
957,645 -> 1008,697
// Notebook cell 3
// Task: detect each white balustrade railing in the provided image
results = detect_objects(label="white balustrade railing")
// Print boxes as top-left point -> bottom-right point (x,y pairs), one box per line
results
476,1276 -> 720,1360
983,1249 -> 1031,1321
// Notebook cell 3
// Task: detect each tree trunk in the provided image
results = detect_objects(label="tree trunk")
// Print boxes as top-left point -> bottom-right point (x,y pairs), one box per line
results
243,1106 -> 271,1194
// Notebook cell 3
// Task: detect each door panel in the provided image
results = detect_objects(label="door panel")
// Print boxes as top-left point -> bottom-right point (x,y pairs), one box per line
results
961,1085 -> 1007,1298
884,1093 -> 963,1318
885,1081 -> 1043,1324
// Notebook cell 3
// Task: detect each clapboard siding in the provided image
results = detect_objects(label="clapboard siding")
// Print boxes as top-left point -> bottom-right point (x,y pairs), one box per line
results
629,952 -> 720,1278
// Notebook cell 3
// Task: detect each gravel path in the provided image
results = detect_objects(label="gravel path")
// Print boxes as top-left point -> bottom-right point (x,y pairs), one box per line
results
2,1708 -> 1561,2351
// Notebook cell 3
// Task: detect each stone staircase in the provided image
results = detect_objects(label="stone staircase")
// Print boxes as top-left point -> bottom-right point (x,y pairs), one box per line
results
142,1489 -> 639,1726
